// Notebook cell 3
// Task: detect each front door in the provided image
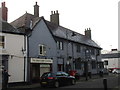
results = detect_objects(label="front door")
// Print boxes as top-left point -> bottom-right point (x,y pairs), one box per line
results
32,64 -> 40,82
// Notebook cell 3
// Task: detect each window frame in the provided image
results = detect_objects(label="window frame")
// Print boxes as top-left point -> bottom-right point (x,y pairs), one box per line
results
39,44 -> 46,56
76,44 -> 81,53
57,41 -> 64,50
0,35 -> 5,49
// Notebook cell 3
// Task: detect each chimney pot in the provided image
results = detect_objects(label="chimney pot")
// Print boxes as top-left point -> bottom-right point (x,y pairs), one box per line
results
36,2 -> 37,5
89,28 -> 91,30
51,11 -> 53,15
2,2 -> 5,7
56,10 -> 58,13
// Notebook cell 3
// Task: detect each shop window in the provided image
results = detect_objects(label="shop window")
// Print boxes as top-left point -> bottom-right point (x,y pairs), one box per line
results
0,36 -> 5,48
39,44 -> 46,56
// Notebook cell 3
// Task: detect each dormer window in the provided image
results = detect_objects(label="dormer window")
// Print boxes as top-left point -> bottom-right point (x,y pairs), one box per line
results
0,36 -> 5,49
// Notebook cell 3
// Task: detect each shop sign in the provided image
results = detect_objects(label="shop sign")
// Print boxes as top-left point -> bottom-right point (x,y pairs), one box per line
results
31,58 -> 53,63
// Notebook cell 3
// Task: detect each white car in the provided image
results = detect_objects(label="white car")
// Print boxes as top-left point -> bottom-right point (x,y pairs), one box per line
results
112,69 -> 120,74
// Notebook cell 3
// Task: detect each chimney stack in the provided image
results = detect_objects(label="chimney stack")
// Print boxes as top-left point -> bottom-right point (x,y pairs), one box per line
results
50,10 -> 59,26
34,2 -> 39,17
0,2 -> 8,21
85,28 -> 91,39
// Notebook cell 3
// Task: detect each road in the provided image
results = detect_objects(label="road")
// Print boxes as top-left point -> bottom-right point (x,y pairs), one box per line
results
7,74 -> 120,90
60,74 -> 119,89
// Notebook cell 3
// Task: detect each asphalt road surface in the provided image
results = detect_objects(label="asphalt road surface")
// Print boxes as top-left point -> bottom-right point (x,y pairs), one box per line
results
7,74 -> 120,90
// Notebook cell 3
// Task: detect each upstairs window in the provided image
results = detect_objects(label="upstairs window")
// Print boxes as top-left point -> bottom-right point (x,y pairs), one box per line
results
96,49 -> 100,55
57,41 -> 64,50
0,36 -> 5,48
76,44 -> 81,53
91,48 -> 95,55
39,44 -> 46,56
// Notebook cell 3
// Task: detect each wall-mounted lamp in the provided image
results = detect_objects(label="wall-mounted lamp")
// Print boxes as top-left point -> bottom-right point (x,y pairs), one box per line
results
21,47 -> 26,57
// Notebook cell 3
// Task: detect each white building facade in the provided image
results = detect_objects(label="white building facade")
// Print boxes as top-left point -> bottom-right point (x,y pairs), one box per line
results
0,21 -> 26,83
102,49 -> 120,70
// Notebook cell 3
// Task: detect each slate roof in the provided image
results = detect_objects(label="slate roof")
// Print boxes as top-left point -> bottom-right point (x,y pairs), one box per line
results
11,12 -> 36,28
45,21 -> 101,49
0,20 -> 24,34
10,13 -> 101,49
10,12 -> 41,29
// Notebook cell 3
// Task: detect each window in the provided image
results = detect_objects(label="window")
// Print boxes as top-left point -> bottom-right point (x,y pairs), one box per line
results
0,36 -> 5,48
76,44 -> 81,53
104,61 -> 108,65
96,49 -> 100,55
75,59 -> 81,69
61,72 -> 69,76
91,48 -> 95,55
57,41 -> 64,50
91,61 -> 96,69
56,72 -> 62,76
39,44 -> 46,56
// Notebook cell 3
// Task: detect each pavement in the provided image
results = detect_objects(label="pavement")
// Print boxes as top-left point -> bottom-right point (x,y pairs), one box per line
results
6,73 -> 118,89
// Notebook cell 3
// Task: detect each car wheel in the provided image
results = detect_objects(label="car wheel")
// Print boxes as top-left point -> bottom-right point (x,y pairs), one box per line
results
54,81 -> 59,88
71,79 -> 76,85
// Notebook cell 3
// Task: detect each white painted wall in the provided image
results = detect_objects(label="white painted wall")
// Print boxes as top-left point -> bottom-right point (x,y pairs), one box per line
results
102,58 -> 120,69
1,32 -> 25,83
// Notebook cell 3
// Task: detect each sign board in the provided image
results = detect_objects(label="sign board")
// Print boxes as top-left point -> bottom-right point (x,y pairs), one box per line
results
31,58 -> 53,64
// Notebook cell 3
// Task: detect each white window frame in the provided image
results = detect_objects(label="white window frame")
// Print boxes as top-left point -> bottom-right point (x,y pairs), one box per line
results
39,44 -> 46,56
57,41 -> 63,50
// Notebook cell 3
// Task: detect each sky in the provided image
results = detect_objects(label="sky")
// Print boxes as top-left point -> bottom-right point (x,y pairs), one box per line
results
1,0 -> 119,51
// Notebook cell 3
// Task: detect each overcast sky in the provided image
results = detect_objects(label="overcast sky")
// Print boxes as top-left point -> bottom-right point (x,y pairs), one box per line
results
1,0 -> 119,51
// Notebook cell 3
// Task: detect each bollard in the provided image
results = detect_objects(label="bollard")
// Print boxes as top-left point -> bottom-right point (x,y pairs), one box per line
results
103,78 -> 107,90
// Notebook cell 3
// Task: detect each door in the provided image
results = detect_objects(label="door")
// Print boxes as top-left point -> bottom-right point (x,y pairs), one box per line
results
32,64 -> 40,82
40,64 -> 50,77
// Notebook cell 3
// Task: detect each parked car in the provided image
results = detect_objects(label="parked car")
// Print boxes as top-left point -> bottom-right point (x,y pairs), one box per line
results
112,69 -> 120,74
40,71 -> 76,88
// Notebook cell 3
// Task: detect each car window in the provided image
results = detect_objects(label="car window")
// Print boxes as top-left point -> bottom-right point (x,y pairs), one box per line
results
61,72 -> 69,76
56,72 -> 62,76
41,72 -> 53,77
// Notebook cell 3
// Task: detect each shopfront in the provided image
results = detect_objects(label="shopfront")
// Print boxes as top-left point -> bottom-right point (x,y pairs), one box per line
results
30,58 -> 53,82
